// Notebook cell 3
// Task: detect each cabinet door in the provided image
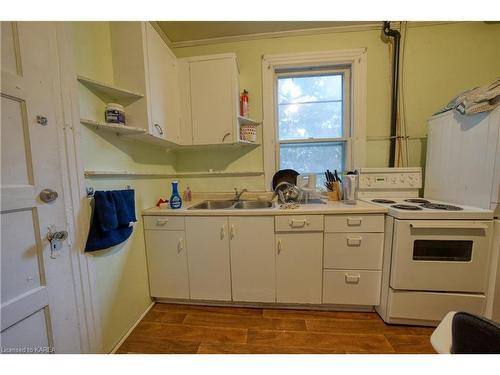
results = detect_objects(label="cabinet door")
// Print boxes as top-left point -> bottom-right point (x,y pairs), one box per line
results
189,57 -> 238,145
276,233 -> 323,304
185,217 -> 231,300
229,217 -> 275,302
144,230 -> 189,299
145,23 -> 180,142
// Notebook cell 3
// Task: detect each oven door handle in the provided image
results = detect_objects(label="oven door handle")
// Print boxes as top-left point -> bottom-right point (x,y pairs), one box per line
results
409,222 -> 489,230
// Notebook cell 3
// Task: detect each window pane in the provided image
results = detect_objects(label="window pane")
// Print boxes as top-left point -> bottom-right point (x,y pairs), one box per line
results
278,74 -> 343,140
278,75 -> 342,104
279,142 -> 344,187
278,101 -> 342,140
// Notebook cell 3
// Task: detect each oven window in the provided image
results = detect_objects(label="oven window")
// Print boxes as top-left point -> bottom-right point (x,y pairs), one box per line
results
413,240 -> 473,262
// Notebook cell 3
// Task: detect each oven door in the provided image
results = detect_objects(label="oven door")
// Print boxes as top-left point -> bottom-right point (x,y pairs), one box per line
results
390,220 -> 492,293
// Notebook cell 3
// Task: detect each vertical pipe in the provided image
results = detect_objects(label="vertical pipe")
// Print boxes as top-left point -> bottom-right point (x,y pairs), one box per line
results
383,21 -> 401,167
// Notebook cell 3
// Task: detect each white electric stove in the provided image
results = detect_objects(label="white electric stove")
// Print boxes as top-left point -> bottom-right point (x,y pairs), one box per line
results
357,168 -> 494,326
364,197 -> 493,220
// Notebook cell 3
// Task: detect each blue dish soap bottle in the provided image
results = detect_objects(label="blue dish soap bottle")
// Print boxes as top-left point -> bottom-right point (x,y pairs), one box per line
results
169,180 -> 182,209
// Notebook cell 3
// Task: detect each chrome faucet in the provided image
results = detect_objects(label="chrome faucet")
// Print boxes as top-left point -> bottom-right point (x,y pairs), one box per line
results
233,188 -> 248,201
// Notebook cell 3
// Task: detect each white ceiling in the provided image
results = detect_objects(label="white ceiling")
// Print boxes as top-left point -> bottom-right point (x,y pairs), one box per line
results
157,21 -> 379,44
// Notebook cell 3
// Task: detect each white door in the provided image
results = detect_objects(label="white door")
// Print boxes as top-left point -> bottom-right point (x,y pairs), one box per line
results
229,216 -> 275,302
185,217 -> 231,301
275,233 -> 323,304
145,22 -> 180,142
1,22 -> 82,353
189,57 -> 237,145
144,230 -> 189,299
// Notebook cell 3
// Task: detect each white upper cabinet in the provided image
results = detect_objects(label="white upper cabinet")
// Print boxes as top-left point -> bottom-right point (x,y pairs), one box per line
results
110,22 -> 180,145
144,22 -> 180,143
179,54 -> 240,145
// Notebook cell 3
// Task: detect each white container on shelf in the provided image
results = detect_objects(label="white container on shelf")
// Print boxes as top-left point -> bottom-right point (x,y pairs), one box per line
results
105,103 -> 125,125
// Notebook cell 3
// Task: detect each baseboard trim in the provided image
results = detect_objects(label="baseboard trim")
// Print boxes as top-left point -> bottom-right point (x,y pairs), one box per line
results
153,298 -> 375,312
110,301 -> 155,354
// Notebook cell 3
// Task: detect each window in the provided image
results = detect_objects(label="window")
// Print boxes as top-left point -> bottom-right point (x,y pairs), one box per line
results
262,50 -> 367,191
276,67 -> 350,188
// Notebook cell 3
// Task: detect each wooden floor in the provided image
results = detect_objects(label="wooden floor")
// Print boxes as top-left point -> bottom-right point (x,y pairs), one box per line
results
116,303 -> 436,354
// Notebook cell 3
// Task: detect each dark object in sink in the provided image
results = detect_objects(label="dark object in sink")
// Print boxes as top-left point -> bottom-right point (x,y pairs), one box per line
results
272,169 -> 299,190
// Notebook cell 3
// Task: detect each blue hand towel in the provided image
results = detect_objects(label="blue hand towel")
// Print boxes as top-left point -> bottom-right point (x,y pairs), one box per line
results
85,190 -> 136,252
94,191 -> 118,232
110,190 -> 136,227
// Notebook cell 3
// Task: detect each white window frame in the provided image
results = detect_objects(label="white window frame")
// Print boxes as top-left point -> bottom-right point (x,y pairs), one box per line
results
262,49 -> 367,190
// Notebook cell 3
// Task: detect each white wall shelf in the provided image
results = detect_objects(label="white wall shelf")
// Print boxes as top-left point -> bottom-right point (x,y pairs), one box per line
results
81,118 -> 146,135
84,170 -> 264,178
237,116 -> 261,126
77,75 -> 144,106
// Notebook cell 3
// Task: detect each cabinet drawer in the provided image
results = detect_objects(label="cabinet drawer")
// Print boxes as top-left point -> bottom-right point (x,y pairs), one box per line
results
324,214 -> 384,233
324,233 -> 384,270
275,215 -> 323,232
388,290 -> 485,323
322,270 -> 381,305
144,216 -> 185,230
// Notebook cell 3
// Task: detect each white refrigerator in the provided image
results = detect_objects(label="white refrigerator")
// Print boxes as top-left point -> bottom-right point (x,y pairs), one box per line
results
424,106 -> 500,321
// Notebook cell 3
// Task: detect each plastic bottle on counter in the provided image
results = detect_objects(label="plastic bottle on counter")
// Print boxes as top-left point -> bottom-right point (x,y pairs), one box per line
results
169,180 -> 182,209
183,186 -> 191,202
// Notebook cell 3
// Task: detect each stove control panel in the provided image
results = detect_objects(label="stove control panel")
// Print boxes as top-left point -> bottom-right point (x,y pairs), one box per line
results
357,167 -> 422,190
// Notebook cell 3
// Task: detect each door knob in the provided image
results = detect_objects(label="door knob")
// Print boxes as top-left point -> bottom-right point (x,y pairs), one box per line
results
39,188 -> 58,203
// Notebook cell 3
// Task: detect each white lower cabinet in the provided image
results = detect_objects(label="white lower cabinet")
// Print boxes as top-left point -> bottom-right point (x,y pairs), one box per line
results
185,217 -> 232,301
275,232 -> 323,304
322,214 -> 385,306
229,217 -> 275,302
322,270 -> 382,305
144,213 -> 385,308
144,228 -> 189,299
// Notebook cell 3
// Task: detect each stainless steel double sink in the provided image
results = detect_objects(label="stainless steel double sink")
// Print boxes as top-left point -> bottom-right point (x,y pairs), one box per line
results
188,200 -> 274,210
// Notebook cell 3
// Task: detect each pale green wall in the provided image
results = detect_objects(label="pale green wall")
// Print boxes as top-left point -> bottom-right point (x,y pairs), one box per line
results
173,22 -> 500,190
73,22 -> 170,353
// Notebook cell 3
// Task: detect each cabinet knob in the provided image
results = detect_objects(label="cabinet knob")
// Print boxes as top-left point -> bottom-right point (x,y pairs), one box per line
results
156,219 -> 168,226
347,236 -> 362,246
345,273 -> 360,284
177,238 -> 184,252
230,224 -> 236,239
347,217 -> 362,226
277,239 -> 283,254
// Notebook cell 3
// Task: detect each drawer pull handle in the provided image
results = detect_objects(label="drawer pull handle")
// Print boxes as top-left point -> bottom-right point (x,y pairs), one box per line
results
345,274 -> 360,284
156,219 -> 168,226
347,237 -> 362,246
277,239 -> 283,254
177,238 -> 184,253
289,219 -> 309,228
347,217 -> 362,226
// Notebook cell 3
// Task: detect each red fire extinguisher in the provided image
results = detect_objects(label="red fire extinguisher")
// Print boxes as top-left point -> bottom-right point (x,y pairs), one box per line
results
240,89 -> 249,118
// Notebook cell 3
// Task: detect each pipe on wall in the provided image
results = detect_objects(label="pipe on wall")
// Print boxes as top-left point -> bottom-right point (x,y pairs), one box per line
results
382,21 -> 401,167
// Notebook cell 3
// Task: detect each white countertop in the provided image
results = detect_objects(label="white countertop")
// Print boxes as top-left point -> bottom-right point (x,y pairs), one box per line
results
142,198 -> 388,216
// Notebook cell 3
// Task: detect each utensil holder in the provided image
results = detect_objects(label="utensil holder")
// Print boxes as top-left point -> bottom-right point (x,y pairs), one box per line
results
327,189 -> 340,201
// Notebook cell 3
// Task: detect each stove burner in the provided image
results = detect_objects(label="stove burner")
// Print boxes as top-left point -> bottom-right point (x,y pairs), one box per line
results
372,199 -> 396,204
391,204 -> 423,210
404,198 -> 431,204
420,203 -> 464,211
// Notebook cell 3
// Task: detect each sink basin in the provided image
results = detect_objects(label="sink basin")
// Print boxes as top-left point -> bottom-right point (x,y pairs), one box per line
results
188,200 -> 274,210
233,201 -> 274,209
188,200 -> 235,210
